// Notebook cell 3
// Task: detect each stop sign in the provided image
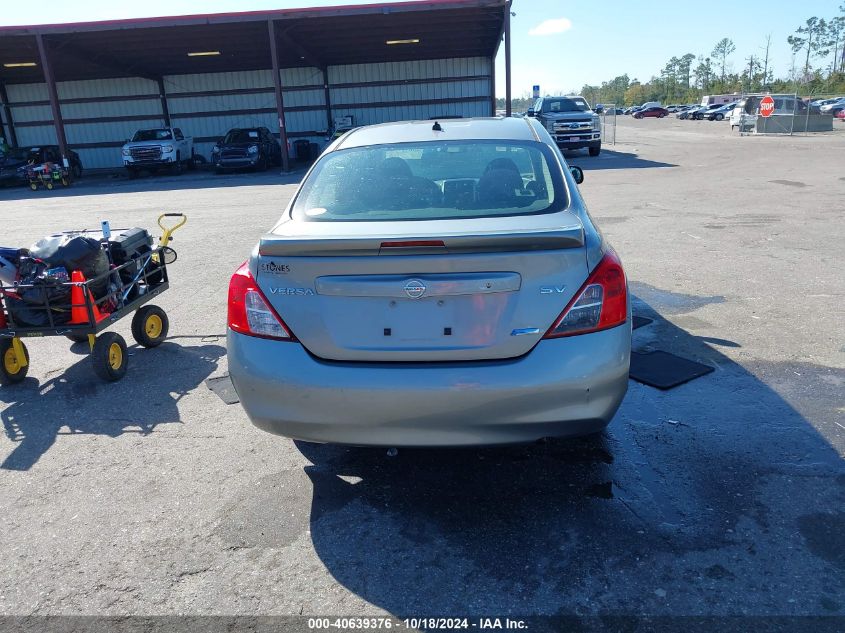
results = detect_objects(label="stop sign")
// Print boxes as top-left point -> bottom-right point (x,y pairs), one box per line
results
760,95 -> 775,118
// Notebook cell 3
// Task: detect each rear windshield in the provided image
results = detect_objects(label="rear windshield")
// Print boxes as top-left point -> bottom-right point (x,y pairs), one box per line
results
291,140 -> 567,222
132,129 -> 172,142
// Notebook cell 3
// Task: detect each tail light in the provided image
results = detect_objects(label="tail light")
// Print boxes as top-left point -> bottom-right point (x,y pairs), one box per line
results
544,250 -> 627,338
228,262 -> 295,341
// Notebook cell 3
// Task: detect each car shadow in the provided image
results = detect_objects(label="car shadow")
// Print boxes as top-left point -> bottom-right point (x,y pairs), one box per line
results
568,149 -> 677,170
0,342 -> 225,471
0,167 -> 308,202
216,293 -> 845,619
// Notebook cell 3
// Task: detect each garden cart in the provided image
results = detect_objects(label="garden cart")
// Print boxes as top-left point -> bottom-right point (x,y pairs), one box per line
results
0,213 -> 186,383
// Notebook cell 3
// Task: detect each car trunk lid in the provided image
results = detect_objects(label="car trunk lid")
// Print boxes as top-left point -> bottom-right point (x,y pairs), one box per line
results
254,213 -> 588,362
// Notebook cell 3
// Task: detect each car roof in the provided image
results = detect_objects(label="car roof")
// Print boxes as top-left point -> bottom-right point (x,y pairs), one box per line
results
336,117 -> 538,149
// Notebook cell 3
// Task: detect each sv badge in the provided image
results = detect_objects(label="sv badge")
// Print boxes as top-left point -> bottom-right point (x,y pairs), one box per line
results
540,286 -> 566,294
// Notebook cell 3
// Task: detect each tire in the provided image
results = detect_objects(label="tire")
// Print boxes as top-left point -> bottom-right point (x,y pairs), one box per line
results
256,154 -> 268,171
45,181 -> 53,190
73,163 -> 82,179
187,151 -> 196,171
0,339 -> 29,385
127,168 -> 138,180
131,305 -> 169,348
715,113 -> 724,121
588,145 -> 601,157
173,153 -> 183,175
91,332 -> 128,382
66,332 -> 90,344
29,182 -> 37,191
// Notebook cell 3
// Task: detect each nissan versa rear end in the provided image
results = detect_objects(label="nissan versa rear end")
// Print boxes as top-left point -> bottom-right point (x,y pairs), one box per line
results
227,117 -> 630,446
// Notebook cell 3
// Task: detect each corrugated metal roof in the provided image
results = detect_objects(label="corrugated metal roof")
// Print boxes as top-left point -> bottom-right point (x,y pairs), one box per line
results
0,0 -> 507,84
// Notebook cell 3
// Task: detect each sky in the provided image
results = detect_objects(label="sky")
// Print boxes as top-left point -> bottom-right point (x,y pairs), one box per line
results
1,0 -> 842,97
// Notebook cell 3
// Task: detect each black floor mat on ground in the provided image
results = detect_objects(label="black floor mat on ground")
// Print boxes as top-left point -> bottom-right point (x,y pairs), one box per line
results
629,350 -> 714,390
632,315 -> 654,330
206,374 -> 239,404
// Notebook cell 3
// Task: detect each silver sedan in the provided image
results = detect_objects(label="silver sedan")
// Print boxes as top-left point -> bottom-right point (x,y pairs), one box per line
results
227,116 -> 631,446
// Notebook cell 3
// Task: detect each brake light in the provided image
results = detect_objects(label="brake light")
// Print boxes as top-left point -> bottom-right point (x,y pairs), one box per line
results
544,250 -> 627,338
227,262 -> 294,341
380,240 -> 446,248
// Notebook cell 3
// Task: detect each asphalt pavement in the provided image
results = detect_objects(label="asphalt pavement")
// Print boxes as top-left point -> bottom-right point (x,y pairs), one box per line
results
0,117 -> 843,630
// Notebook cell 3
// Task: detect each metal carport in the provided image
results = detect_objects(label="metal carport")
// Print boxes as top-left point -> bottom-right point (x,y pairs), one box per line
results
0,0 -> 512,172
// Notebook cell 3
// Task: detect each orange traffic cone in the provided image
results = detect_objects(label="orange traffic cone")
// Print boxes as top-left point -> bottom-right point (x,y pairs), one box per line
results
69,270 -> 104,324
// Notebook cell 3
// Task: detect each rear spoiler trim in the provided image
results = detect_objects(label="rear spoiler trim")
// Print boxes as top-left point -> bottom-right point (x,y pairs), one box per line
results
258,228 -> 584,257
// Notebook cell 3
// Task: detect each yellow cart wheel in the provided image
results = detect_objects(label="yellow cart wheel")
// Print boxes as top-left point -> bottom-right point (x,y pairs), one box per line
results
91,332 -> 128,382
0,338 -> 29,385
131,305 -> 169,348
45,181 -> 53,190
29,182 -> 37,191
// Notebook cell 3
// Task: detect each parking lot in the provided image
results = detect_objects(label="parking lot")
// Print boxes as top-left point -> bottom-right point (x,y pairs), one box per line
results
0,116 -> 843,626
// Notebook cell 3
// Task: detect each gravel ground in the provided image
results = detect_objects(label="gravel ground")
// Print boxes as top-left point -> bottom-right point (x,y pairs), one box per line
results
0,117 -> 843,629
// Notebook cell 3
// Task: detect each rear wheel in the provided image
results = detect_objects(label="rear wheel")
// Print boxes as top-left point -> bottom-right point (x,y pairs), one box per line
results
66,332 -> 89,344
173,153 -> 183,175
91,332 -> 128,382
715,113 -> 724,121
0,339 -> 29,385
131,305 -> 169,348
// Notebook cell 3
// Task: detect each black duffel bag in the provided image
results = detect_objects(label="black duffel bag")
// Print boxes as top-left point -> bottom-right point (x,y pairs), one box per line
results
30,235 -> 109,296
5,276 -> 72,327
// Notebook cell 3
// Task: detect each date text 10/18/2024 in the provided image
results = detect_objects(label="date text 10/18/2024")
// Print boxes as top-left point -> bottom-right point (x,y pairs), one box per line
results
307,617 -> 529,630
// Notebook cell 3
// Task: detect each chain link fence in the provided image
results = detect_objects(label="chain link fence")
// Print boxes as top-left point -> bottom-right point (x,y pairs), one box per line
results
600,104 -> 617,146
736,93 -> 825,136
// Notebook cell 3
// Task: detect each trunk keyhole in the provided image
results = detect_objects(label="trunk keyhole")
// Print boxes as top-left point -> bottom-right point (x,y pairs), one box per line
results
444,328 -> 452,336
384,328 -> 392,337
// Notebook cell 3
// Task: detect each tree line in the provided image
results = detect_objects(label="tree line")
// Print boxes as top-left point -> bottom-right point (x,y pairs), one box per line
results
498,5 -> 845,109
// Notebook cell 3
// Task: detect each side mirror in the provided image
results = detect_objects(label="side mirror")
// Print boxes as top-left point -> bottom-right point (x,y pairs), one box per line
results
527,109 -> 536,117
569,166 -> 584,184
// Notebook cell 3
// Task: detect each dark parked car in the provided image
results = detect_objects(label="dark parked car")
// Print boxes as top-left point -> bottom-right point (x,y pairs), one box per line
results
676,105 -> 699,119
0,145 -> 82,186
633,106 -> 669,119
690,104 -> 724,120
703,102 -> 737,121
212,127 -> 281,172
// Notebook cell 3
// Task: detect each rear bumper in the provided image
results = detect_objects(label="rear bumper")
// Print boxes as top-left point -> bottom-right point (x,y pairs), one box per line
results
227,324 -> 631,446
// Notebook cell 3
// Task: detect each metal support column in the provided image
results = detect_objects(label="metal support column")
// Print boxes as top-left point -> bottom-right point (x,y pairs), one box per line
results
157,77 -> 171,127
268,19 -> 290,172
489,57 -> 497,116
322,67 -> 333,135
35,33 -> 69,161
504,2 -> 512,117
0,82 -> 17,147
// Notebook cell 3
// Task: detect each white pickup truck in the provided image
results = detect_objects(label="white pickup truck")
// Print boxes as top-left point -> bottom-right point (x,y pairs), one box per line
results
122,127 -> 194,177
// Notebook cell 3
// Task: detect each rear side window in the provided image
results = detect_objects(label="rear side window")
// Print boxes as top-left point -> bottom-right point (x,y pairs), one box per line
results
292,140 -> 566,222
